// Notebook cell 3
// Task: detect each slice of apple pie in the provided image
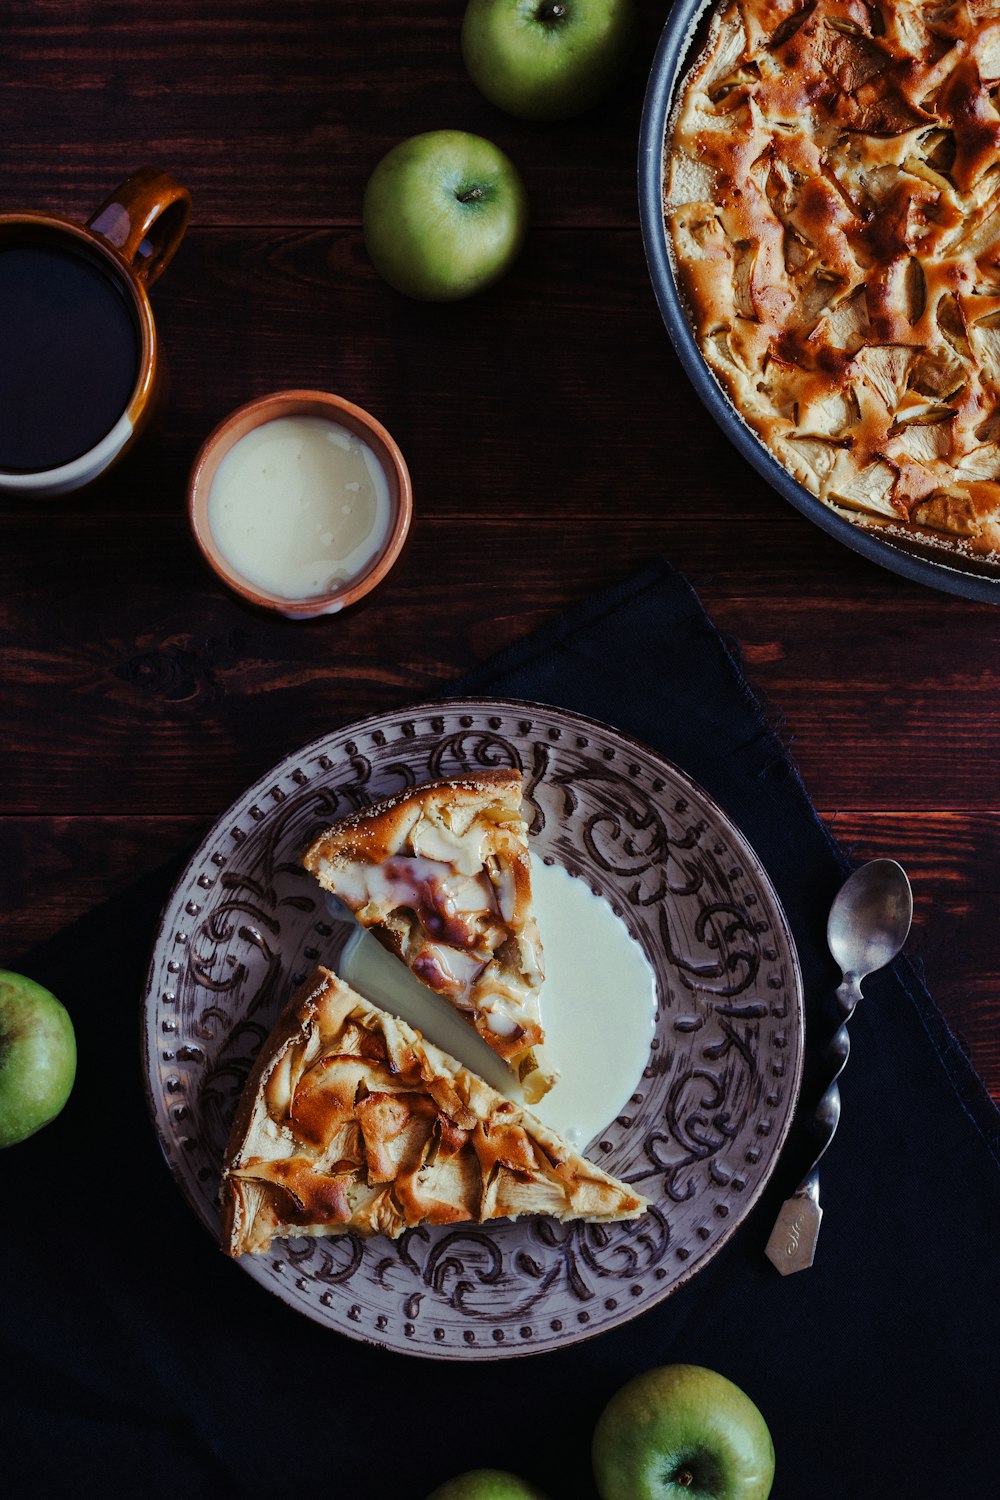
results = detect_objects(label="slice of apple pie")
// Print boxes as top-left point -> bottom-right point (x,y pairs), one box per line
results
220,967 -> 648,1254
667,0 -> 1000,556
302,769 -> 554,1101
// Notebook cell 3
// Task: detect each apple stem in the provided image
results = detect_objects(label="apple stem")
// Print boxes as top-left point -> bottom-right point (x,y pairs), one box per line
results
676,1474 -> 694,1489
457,186 -> 485,204
536,1 -> 568,20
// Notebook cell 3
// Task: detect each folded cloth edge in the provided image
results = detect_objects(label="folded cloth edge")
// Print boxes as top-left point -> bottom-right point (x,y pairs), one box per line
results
450,556 -> 1000,1169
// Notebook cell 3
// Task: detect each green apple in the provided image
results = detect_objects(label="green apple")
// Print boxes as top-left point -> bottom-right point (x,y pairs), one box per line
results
461,0 -> 636,121
0,970 -> 77,1148
362,130 -> 529,301
425,1471 -> 549,1500
592,1365 -> 775,1500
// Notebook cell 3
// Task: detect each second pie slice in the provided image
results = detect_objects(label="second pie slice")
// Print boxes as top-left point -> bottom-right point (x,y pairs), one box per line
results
302,768 -> 555,1100
221,966 -> 648,1254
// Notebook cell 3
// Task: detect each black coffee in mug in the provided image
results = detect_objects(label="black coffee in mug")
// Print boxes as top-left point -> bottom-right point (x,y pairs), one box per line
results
0,239 -> 140,473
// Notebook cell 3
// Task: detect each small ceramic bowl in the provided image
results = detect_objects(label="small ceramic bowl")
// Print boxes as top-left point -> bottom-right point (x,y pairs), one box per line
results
188,389 -> 413,618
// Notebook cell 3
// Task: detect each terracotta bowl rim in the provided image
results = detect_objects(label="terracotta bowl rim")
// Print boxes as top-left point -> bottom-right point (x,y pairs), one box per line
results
187,388 -> 413,617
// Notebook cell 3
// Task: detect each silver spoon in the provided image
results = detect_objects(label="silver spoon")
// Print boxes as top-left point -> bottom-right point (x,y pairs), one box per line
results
765,858 -> 913,1275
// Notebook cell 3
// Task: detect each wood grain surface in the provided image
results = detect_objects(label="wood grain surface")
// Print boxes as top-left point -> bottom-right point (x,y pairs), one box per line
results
1,1 -> 998,1105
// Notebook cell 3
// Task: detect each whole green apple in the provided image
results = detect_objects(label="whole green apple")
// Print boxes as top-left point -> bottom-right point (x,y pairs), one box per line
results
362,130 -> 529,301
0,970 -> 77,1148
425,1470 -> 549,1500
461,0 -> 636,121
592,1364 -> 775,1500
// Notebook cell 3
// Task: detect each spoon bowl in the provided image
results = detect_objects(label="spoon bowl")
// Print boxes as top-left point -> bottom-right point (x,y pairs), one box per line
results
827,859 -> 913,981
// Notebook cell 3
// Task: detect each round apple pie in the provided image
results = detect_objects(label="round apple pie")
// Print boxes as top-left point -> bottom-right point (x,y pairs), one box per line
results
666,0 -> 1000,556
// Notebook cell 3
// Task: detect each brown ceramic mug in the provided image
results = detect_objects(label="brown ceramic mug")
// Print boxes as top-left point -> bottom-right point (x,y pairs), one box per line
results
0,167 -> 190,497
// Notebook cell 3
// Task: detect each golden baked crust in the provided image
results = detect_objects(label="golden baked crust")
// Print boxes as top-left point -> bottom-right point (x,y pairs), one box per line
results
220,966 -> 648,1255
667,0 -> 1000,555
302,770 -> 554,1101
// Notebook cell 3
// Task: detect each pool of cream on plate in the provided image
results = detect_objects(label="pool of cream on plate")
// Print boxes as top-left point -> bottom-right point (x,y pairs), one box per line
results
335,858 -> 656,1148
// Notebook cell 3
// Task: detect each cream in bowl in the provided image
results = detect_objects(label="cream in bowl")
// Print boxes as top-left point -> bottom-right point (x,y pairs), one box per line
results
188,391 -> 412,617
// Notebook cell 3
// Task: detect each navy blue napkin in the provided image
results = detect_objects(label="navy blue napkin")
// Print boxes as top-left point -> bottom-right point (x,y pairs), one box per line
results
5,559 -> 999,1498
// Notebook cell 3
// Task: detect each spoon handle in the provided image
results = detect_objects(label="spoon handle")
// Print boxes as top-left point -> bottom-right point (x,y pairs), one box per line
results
799,973 -> 862,1184
764,974 -> 862,1274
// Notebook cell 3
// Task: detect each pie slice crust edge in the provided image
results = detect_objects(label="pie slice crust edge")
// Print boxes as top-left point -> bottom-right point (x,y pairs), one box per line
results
220,966 -> 648,1256
301,769 -> 555,1101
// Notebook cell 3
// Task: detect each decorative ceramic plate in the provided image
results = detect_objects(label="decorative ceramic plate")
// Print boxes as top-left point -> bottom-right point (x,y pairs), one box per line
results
143,698 -> 804,1360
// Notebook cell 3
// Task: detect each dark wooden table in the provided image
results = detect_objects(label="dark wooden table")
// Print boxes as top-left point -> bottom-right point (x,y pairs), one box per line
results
2,0 -> 998,1108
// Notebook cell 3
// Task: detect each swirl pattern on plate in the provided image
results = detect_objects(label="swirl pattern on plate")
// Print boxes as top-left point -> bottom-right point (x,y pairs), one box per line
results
143,699 -> 803,1359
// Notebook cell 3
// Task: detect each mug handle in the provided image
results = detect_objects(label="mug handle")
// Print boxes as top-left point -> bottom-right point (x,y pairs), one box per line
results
86,167 -> 191,286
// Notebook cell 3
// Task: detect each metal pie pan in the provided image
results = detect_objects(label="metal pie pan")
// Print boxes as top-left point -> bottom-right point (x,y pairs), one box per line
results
638,0 -> 1000,604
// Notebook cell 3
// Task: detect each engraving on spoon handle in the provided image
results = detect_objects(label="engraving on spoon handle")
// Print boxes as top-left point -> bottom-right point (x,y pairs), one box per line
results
765,1182 -> 822,1273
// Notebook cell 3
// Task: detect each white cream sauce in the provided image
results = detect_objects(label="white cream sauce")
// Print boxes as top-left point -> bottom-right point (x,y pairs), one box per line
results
528,860 -> 656,1146
333,859 -> 656,1149
207,415 -> 393,600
